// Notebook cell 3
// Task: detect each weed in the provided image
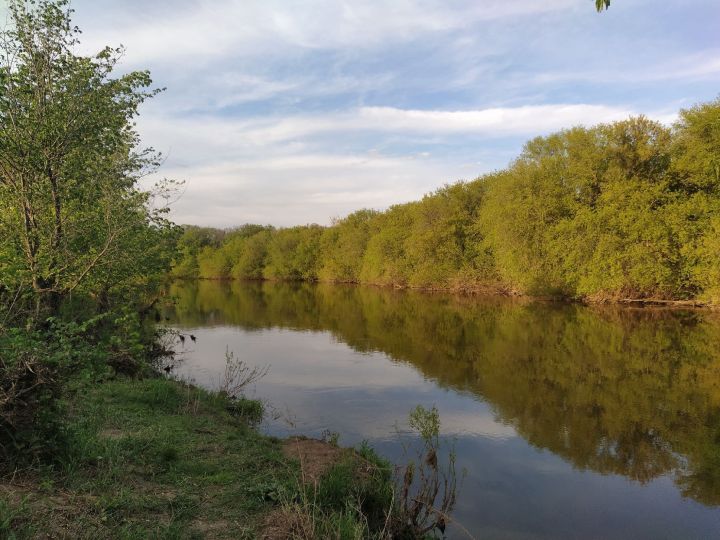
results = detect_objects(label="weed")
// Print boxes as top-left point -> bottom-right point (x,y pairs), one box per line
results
392,405 -> 463,538
160,445 -> 179,464
226,397 -> 264,424
321,429 -> 341,447
218,348 -> 268,400
0,497 -> 32,539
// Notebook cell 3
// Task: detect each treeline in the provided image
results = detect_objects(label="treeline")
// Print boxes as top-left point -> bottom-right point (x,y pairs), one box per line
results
172,99 -> 720,303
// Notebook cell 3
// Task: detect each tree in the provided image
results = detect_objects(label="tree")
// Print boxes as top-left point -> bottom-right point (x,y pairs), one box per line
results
318,209 -> 378,283
671,99 -> 720,301
264,225 -> 323,281
170,98 -> 719,303
170,226 -> 225,278
0,0 -> 175,319
230,229 -> 272,280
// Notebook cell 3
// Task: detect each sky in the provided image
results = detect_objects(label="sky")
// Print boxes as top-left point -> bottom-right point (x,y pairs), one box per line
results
35,1 -> 720,226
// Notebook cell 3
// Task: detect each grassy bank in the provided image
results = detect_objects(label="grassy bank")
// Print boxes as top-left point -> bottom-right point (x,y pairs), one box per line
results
0,376 -> 394,539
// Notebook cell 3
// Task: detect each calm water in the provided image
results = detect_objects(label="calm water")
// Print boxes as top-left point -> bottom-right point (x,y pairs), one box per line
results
165,280 -> 720,539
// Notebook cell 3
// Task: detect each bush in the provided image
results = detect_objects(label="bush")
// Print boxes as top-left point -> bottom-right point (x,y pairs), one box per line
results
0,312 -> 167,471
0,335 -> 64,468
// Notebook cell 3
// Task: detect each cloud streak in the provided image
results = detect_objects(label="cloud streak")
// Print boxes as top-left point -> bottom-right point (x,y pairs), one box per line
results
142,103 -> 643,156
76,0 -> 576,64
159,153 -> 465,228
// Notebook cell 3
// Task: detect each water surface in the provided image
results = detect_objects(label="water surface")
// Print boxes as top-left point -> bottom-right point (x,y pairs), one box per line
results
165,280 -> 720,539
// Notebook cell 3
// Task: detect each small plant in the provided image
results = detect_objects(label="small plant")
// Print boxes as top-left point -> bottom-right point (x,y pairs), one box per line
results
321,429 -> 341,447
392,405 -> 462,538
278,456 -> 393,539
160,445 -> 179,463
265,403 -> 297,428
182,383 -> 201,416
226,397 -> 264,424
0,496 -> 33,539
218,347 -> 268,400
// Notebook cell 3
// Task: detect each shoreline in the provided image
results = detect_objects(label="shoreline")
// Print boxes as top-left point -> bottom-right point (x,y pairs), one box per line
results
171,276 -> 716,310
1,376 -> 395,539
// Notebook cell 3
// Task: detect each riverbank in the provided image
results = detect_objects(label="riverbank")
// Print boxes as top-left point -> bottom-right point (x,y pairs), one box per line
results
0,376 -> 393,539
177,276 -> 716,309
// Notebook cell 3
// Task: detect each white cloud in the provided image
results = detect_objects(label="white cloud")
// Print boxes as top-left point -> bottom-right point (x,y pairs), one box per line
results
141,103 -> 639,159
356,104 -> 636,134
158,153 -> 470,227
138,101 -> 673,226
534,49 -> 720,85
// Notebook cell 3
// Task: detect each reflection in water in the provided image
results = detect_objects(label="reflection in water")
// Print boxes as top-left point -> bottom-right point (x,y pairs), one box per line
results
166,280 -> 720,538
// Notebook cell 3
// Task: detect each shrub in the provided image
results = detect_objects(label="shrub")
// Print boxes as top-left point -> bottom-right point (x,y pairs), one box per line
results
0,334 -> 63,468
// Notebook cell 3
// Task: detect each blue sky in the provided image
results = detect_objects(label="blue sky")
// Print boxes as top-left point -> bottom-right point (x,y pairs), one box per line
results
64,0 -> 720,226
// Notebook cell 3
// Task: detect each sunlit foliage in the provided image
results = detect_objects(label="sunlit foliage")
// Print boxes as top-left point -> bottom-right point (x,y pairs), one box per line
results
175,98 -> 720,303
0,0 -> 178,320
0,0 -> 178,465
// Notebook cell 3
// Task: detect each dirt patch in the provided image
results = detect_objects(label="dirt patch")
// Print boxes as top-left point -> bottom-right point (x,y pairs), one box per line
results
262,438 -> 382,539
0,480 -> 33,505
190,517 -> 238,539
259,507 -> 313,540
99,428 -> 130,439
0,480 -> 105,538
130,476 -> 179,500
281,436 -> 347,485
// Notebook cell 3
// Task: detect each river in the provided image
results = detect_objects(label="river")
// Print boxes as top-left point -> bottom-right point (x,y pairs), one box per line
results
164,280 -> 720,539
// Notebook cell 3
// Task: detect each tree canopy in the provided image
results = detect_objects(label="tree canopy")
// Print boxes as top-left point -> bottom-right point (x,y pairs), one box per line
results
173,98 -> 720,304
0,0 -> 177,321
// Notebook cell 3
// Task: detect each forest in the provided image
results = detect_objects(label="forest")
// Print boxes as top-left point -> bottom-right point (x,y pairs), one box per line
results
172,100 -> 720,304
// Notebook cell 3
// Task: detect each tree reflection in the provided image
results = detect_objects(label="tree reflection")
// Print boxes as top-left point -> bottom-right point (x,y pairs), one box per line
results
167,280 -> 720,505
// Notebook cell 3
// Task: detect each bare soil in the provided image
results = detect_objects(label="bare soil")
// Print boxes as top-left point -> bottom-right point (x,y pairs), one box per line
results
281,436 -> 348,486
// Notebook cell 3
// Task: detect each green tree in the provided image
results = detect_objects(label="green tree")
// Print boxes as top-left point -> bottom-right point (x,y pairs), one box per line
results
0,0 -> 175,319
403,182 -> 488,289
264,225 -> 323,281
230,229 -> 273,279
671,99 -> 720,301
549,118 -> 682,299
170,226 -> 226,278
171,98 -> 720,305
197,245 -> 232,279
318,209 -> 378,283
359,204 -> 414,286
0,1 -> 180,466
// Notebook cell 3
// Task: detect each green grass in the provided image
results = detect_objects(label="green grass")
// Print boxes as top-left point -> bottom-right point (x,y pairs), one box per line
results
0,376 -> 398,539
1,378 -> 292,539
273,442 -> 395,539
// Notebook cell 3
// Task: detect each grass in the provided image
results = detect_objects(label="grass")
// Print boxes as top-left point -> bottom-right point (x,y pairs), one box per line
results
268,451 -> 395,539
0,376 -> 393,539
